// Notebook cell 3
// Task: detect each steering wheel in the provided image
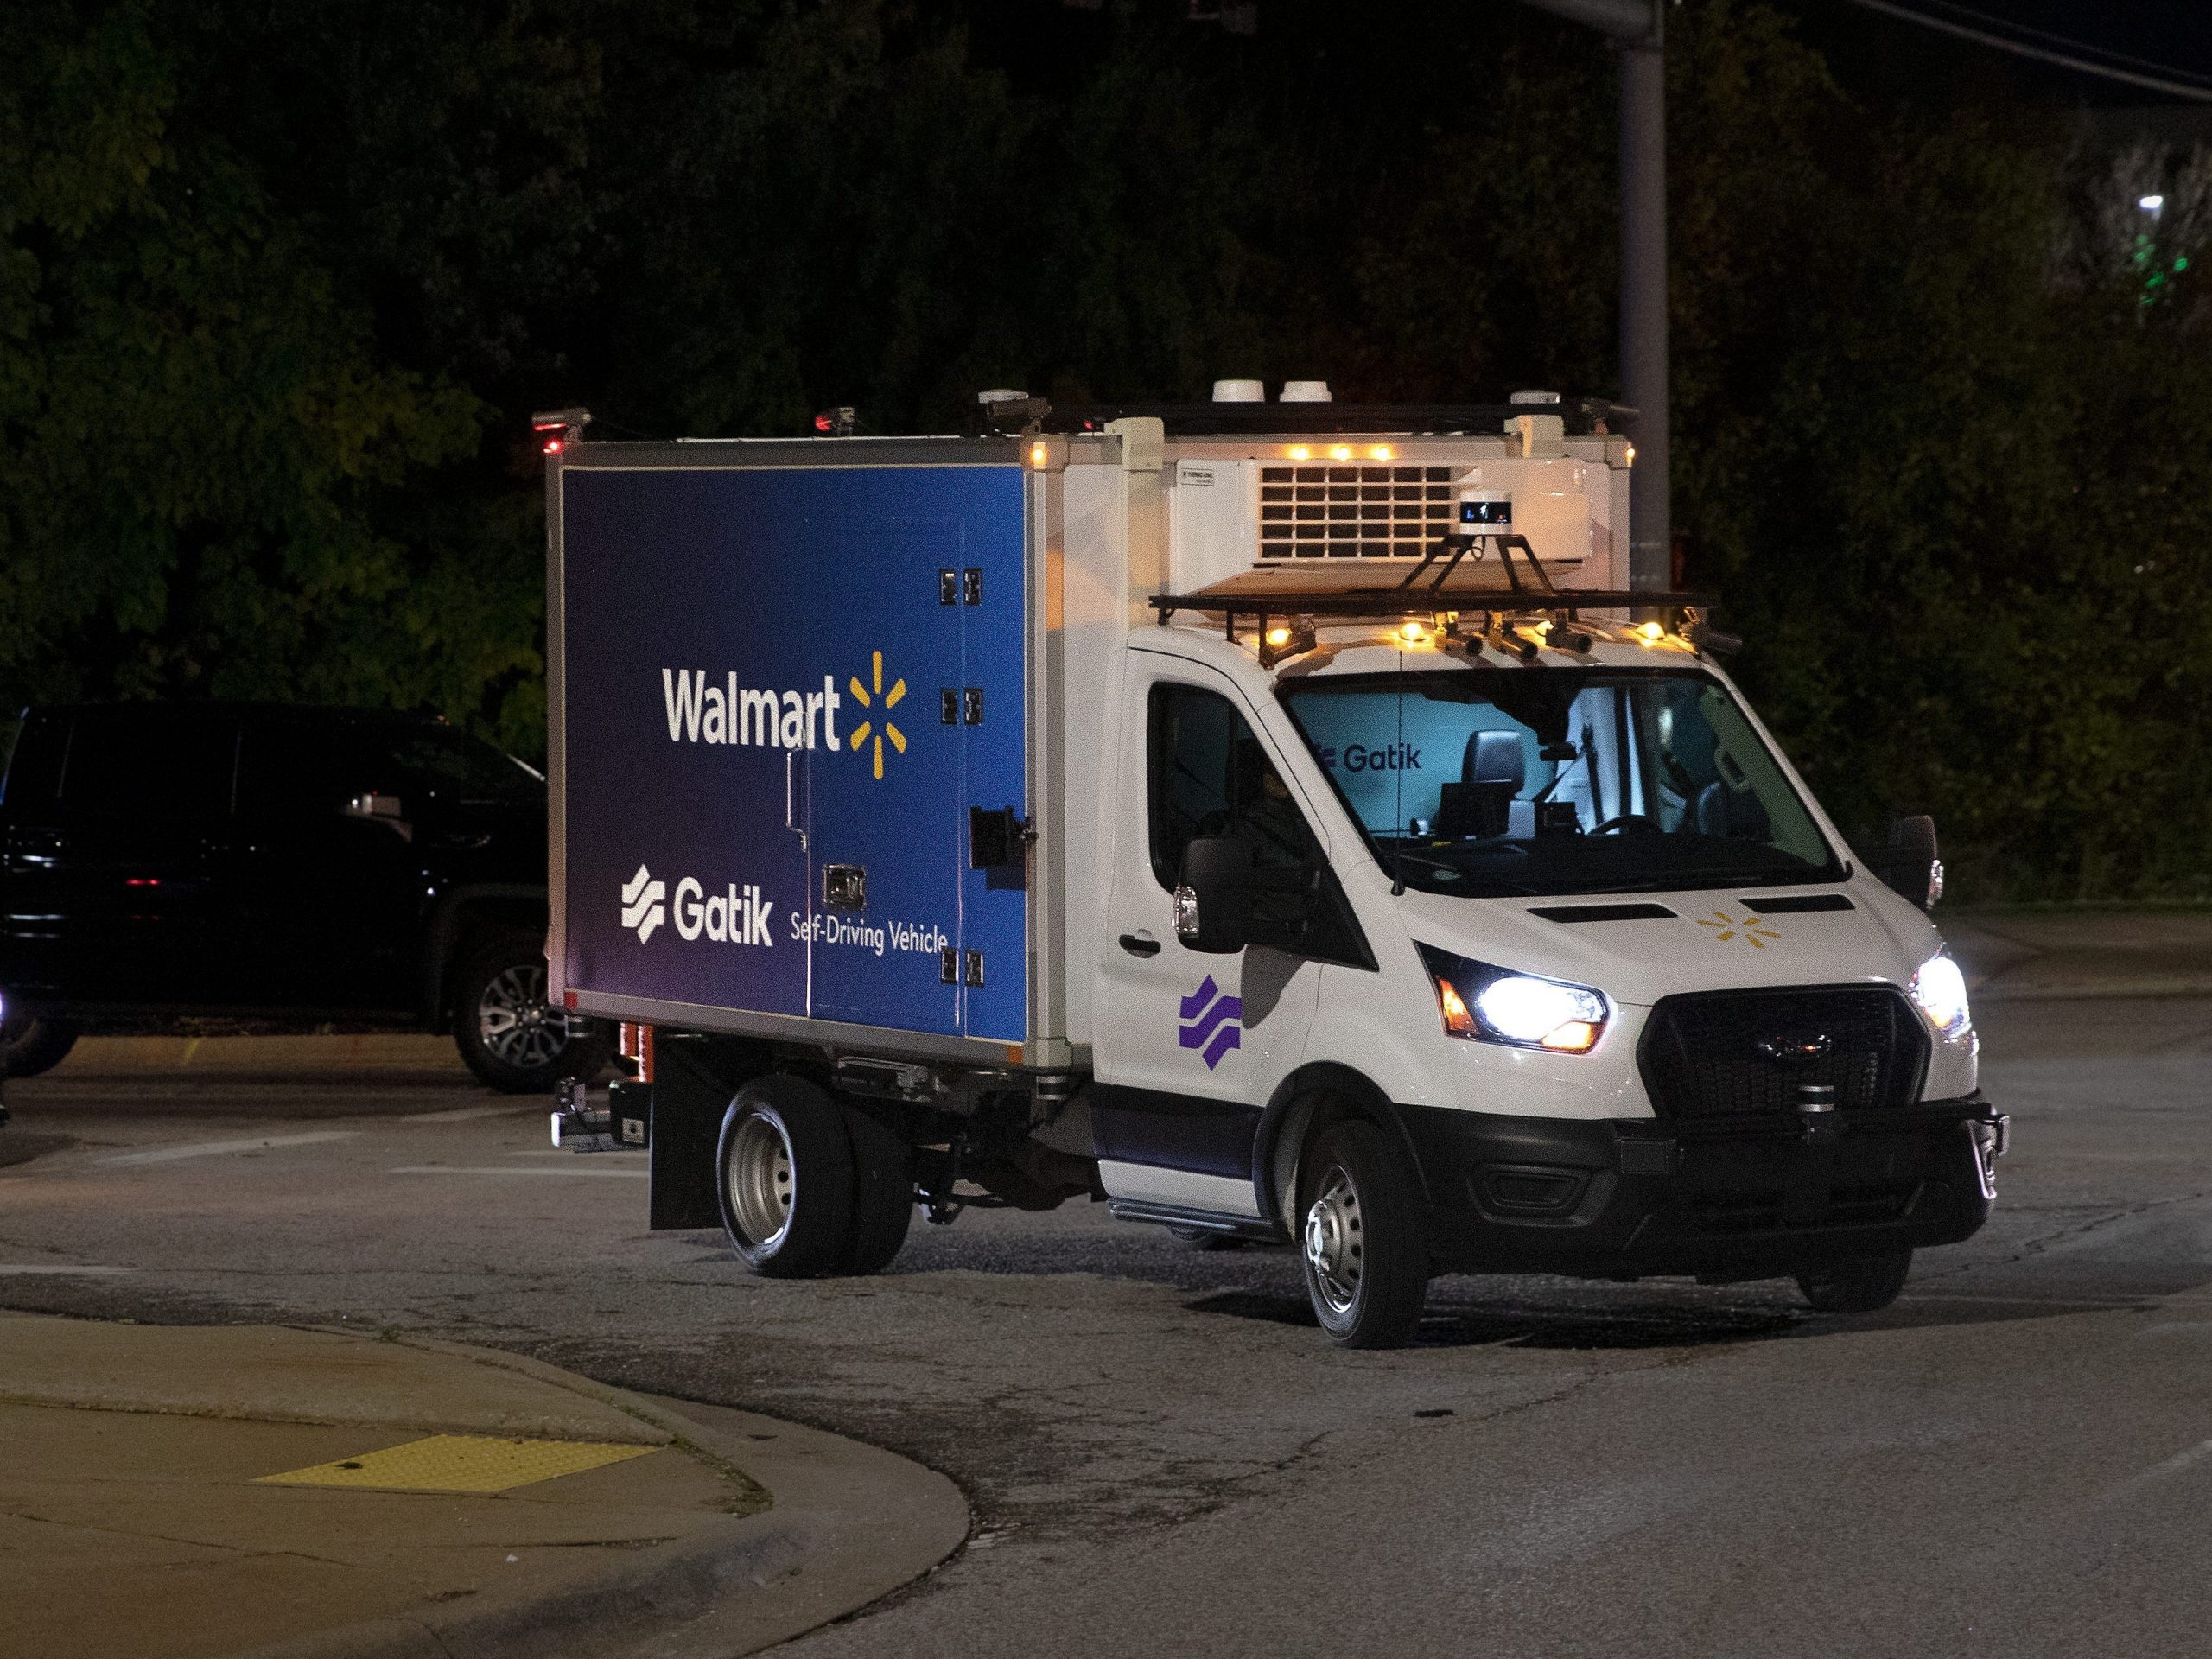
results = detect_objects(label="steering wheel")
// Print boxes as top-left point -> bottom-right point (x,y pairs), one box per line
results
1591,813 -> 1662,836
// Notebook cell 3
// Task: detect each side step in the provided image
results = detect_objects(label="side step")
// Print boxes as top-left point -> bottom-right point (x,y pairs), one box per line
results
1107,1199 -> 1286,1244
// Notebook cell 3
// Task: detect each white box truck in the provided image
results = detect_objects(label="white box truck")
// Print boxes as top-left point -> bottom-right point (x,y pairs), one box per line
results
541,394 -> 2006,1348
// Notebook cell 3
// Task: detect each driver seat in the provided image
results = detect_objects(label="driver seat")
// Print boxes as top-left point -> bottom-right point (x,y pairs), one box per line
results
1433,730 -> 1531,839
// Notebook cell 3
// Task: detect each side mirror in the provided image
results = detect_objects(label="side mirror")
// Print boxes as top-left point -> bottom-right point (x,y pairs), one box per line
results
1174,836 -> 1253,954
1873,814 -> 1943,911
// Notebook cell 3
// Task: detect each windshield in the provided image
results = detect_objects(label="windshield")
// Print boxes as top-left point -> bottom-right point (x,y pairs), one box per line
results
1279,668 -> 1845,899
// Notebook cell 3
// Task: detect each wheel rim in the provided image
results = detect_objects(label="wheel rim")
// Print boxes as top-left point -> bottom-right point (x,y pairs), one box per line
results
728,1113 -> 795,1249
1303,1165 -> 1364,1315
475,963 -> 570,1070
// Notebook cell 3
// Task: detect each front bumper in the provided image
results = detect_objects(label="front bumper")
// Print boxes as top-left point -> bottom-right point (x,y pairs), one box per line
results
1397,1095 -> 2005,1280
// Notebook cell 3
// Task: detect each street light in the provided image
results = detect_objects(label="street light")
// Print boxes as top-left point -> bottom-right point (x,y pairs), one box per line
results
1513,0 -> 1669,594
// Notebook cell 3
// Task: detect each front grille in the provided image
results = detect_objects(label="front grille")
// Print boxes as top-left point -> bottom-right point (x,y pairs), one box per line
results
1257,465 -> 1455,559
1686,1179 -> 1923,1236
1637,986 -> 1929,1122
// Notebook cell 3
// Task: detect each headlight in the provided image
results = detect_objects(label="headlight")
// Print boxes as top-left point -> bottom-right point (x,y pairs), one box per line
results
1417,945 -> 1609,1053
1910,952 -> 1971,1037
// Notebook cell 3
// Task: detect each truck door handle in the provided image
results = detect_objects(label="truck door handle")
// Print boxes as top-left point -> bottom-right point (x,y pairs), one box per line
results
1119,931 -> 1161,958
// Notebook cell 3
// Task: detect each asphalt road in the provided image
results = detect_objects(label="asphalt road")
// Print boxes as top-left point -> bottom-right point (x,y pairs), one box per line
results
3,995 -> 2209,1657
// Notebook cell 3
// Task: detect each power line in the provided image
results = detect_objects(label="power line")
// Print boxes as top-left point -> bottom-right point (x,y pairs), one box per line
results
1836,0 -> 2212,102
1912,0 -> 2212,86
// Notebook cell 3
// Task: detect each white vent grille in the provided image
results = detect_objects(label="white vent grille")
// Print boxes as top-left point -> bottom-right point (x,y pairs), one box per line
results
1257,465 -> 1456,560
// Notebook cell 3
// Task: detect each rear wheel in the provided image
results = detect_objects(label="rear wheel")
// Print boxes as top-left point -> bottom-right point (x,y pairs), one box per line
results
0,1013 -> 79,1079
1796,1249 -> 1913,1313
451,935 -> 610,1093
840,1102 -> 914,1274
1297,1119 -> 1429,1349
717,1077 -> 855,1278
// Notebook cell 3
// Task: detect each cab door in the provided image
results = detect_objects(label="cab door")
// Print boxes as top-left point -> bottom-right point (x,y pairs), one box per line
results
1091,662 -> 1326,1220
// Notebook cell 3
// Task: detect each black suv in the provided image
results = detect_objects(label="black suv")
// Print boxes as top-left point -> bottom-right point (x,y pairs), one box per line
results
0,702 -> 606,1090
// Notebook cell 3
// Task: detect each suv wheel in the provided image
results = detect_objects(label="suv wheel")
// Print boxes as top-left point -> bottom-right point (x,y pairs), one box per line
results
452,936 -> 609,1093
0,1012 -> 79,1079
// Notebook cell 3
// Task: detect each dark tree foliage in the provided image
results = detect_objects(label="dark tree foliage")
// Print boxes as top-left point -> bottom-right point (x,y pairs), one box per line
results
3,0 -> 2207,896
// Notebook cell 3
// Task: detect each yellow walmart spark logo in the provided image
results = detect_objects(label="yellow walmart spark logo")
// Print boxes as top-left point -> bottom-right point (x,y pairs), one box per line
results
1695,909 -> 1781,948
847,651 -> 907,779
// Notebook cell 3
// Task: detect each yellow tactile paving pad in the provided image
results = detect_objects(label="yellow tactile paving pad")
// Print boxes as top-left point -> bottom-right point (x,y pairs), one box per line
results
256,1434 -> 658,1494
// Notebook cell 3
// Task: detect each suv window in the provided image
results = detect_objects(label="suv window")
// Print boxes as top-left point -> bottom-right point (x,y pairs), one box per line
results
0,713 -> 70,811
60,715 -> 238,818
237,721 -> 539,820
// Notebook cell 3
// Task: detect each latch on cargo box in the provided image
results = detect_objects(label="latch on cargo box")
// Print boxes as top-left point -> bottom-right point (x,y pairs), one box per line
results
823,863 -> 867,911
969,807 -> 1033,870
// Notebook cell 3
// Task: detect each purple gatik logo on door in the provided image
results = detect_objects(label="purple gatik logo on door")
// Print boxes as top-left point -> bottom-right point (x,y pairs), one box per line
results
1179,976 -> 1243,1070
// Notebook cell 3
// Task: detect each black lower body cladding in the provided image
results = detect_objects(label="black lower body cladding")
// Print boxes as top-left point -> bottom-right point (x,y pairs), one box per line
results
1396,1098 -> 1999,1280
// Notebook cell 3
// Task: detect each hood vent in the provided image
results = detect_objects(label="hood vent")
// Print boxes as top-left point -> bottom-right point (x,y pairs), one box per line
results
1529,902 -> 1679,924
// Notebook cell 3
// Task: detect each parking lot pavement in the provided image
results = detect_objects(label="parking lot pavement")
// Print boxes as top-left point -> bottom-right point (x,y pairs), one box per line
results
3,933 -> 2209,1656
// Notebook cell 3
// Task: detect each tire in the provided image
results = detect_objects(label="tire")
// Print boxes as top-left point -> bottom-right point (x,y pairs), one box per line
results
1169,1226 -> 1243,1251
0,1013 -> 79,1079
1796,1249 -> 1913,1313
716,1077 -> 855,1277
451,934 -> 612,1093
1296,1119 -> 1429,1349
839,1102 -> 914,1275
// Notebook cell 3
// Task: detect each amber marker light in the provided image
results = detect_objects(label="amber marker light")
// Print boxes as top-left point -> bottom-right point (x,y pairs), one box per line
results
1637,620 -> 1666,643
1370,444 -> 1394,461
1288,444 -> 1312,461
1264,626 -> 1293,648
1028,442 -> 1049,468
1331,444 -> 1354,461
1435,977 -> 1477,1038
1399,620 -> 1427,644
1541,1020 -> 1602,1052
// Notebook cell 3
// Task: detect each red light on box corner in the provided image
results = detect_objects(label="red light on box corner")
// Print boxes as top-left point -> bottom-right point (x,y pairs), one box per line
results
563,989 -> 578,1009
542,436 -> 563,454
813,413 -> 834,433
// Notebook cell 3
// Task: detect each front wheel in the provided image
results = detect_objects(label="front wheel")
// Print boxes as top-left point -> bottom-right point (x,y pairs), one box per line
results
1796,1249 -> 1913,1313
451,936 -> 611,1093
1297,1119 -> 1430,1349
0,1012 -> 79,1079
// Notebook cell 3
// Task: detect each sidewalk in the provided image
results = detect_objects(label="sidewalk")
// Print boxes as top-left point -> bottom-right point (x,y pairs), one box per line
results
0,1313 -> 966,1659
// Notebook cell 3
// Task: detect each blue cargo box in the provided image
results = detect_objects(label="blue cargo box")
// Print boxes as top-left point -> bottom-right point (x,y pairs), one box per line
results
550,447 -> 1029,1050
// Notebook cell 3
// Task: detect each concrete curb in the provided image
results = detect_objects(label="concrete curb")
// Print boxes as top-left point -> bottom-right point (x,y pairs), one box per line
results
238,1332 -> 969,1659
51,1033 -> 464,1077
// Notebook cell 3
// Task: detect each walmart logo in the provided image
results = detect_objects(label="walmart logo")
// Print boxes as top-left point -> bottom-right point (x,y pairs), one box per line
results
621,864 -> 666,944
1694,908 -> 1781,949
846,651 -> 908,780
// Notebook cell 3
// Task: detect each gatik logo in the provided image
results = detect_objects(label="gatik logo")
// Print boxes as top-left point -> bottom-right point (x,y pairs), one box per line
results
1315,742 -> 1423,773
1178,975 -> 1243,1071
672,877 -> 775,947
621,865 -> 666,944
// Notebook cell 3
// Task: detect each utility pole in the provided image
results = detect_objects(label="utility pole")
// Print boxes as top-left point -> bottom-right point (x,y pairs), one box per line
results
1513,0 -> 1669,593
